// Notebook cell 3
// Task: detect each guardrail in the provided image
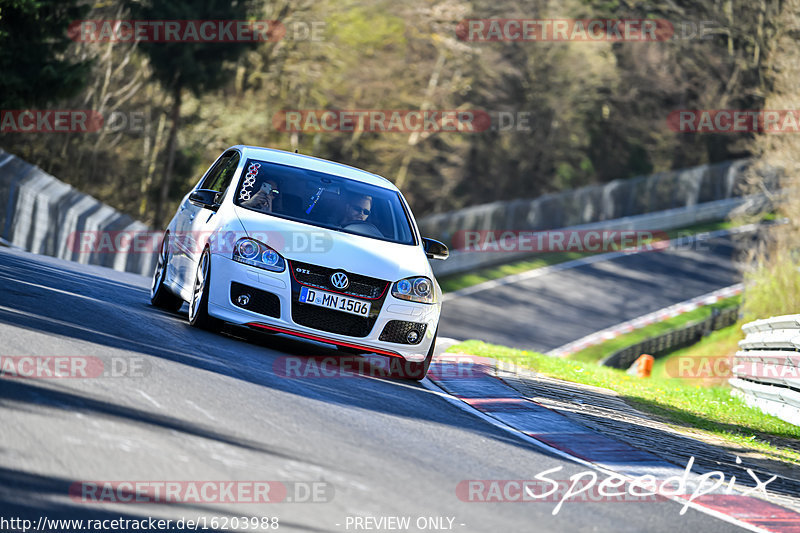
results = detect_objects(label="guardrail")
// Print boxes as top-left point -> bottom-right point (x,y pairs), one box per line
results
0,149 -> 156,276
731,315 -> 800,426
418,158 -> 780,246
431,196 -> 770,277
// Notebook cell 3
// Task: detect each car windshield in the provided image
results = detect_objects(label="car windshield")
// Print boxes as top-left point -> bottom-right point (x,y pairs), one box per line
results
234,159 -> 416,245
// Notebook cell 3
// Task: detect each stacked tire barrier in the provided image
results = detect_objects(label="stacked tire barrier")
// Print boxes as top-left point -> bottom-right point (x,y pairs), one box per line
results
601,306 -> 740,369
0,149 -> 157,276
732,316 -> 800,426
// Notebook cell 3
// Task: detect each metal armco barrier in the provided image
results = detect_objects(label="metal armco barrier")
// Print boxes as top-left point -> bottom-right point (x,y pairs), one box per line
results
420,159 -> 763,245
732,316 -> 800,426
0,149 -> 156,276
602,306 -> 740,369
430,196 -> 771,277
419,158 -> 779,277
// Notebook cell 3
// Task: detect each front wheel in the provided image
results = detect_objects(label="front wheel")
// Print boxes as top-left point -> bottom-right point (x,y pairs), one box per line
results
404,327 -> 437,381
189,249 -> 222,331
150,235 -> 184,312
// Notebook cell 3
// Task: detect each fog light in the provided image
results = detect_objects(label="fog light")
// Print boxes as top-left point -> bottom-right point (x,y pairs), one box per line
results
406,330 -> 420,344
237,294 -> 251,306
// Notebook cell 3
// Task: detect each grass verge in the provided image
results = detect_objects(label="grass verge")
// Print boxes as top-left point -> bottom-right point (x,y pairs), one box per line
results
566,295 -> 741,364
650,324 -> 743,380
447,339 -> 800,464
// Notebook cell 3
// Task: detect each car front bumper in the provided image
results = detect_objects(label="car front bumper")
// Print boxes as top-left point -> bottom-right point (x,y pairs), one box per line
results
206,253 -> 440,362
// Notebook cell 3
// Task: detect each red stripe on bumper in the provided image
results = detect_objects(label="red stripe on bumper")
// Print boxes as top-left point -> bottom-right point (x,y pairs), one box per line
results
245,322 -> 404,359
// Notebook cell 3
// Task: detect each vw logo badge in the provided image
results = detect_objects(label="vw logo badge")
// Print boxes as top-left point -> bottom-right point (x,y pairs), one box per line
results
330,272 -> 349,290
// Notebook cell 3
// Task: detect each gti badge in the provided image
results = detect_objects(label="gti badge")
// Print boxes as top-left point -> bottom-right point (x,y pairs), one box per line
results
330,272 -> 349,290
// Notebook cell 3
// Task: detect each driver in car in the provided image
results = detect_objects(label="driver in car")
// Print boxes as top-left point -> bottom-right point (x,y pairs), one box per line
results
340,194 -> 372,226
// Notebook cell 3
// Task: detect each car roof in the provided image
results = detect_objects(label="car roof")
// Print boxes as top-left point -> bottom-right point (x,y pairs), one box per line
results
232,145 -> 397,191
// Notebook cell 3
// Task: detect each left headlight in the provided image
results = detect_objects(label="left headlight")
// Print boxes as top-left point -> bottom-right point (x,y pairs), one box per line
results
392,276 -> 435,304
232,238 -> 286,272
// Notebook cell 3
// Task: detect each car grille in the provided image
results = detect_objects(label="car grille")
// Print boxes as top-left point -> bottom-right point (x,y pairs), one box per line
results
291,304 -> 376,337
289,260 -> 388,299
288,260 -> 388,337
379,320 -> 427,345
230,282 -> 280,318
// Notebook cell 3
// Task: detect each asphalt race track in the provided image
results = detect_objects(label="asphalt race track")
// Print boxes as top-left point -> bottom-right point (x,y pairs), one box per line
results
0,246 -> 743,531
439,234 -> 743,352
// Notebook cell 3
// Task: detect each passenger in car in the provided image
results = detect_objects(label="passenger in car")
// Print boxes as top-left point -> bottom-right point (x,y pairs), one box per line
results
243,179 -> 280,213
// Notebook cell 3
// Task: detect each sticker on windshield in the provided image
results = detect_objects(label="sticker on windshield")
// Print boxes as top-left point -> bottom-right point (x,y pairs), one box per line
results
238,162 -> 261,202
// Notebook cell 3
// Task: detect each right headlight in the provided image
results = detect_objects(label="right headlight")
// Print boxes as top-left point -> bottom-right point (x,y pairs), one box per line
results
392,276 -> 435,304
232,238 -> 285,272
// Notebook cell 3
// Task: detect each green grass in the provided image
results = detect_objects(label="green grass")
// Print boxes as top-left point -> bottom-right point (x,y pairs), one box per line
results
566,295 -> 741,364
651,324 -> 743,381
439,219 -> 741,294
447,340 -> 800,464
439,252 -> 585,293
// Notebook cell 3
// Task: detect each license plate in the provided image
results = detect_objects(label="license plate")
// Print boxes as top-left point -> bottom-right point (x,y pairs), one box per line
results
299,286 -> 371,316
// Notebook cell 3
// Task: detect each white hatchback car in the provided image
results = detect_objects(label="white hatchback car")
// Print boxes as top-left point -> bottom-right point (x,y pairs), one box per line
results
151,146 -> 448,378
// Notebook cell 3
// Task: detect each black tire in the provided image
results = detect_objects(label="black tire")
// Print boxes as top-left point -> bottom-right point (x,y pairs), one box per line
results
150,234 -> 184,312
404,327 -> 437,380
188,249 -> 222,331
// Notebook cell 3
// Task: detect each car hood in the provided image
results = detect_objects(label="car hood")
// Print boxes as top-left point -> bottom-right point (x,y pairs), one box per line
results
233,206 -> 430,281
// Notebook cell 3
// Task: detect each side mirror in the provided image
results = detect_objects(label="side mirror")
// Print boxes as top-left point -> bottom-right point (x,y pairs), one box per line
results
189,189 -> 220,211
422,237 -> 449,260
